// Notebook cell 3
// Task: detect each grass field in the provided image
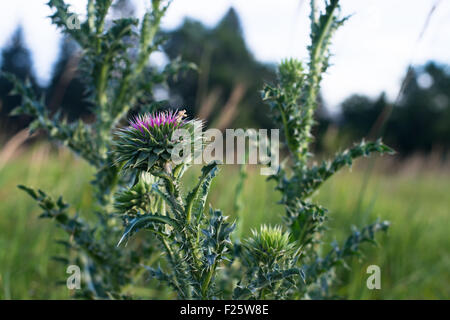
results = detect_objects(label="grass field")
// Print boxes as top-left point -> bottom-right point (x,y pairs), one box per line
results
0,144 -> 449,299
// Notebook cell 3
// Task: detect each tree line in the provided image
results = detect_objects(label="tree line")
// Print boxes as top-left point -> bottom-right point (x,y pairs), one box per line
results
1,8 -> 449,156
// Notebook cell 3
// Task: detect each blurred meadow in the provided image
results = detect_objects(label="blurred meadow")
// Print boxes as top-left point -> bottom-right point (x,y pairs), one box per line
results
0,142 -> 448,299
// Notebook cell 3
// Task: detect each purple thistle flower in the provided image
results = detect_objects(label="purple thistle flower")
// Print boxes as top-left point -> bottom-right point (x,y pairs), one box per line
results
128,110 -> 187,134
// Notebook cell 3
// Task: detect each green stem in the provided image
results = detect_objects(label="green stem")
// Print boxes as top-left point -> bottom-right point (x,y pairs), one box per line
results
277,104 -> 298,161
160,237 -> 188,299
299,0 -> 339,162
201,263 -> 216,299
259,287 -> 268,300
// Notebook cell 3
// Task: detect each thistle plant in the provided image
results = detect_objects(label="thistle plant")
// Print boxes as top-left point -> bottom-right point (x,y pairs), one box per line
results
6,0 -> 393,300
260,0 -> 394,298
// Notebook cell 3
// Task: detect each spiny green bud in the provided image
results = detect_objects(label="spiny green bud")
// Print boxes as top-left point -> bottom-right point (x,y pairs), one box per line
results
278,58 -> 304,87
244,225 -> 298,267
114,172 -> 155,216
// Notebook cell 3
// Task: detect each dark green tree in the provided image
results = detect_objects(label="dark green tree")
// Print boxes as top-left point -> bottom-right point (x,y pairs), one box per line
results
163,8 -> 276,129
389,63 -> 450,154
46,38 -> 91,121
340,93 -> 387,139
0,27 -> 41,135
338,62 -> 450,155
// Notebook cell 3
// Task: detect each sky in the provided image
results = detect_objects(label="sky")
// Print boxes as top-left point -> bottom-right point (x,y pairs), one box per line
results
0,0 -> 449,112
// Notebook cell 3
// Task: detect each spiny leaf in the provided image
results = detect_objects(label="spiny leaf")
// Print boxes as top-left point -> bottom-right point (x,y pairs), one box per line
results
117,213 -> 176,247
185,161 -> 219,223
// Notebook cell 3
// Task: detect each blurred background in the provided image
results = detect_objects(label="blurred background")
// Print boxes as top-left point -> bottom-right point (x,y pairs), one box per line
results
0,0 -> 449,299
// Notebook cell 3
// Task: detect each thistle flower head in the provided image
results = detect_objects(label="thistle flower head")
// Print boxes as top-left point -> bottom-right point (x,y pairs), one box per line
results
245,225 -> 298,267
114,109 -> 201,172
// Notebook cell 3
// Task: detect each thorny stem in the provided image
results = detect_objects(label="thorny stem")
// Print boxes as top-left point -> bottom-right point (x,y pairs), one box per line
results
299,0 -> 339,162
277,103 -> 298,161
161,173 -> 204,295
160,237 -> 188,298
201,263 -> 217,299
